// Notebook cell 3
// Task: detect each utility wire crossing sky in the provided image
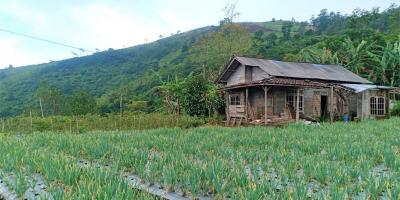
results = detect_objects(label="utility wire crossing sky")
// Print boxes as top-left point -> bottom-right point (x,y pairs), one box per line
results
0,0 -> 396,68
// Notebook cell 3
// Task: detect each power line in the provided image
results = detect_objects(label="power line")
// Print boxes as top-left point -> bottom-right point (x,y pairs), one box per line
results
0,27 -> 95,53
0,27 -> 139,63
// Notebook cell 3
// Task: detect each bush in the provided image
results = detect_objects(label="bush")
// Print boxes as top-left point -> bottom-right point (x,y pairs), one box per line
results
390,101 -> 400,116
162,75 -> 224,117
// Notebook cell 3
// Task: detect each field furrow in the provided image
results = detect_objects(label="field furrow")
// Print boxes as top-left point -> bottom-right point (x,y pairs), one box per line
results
0,118 -> 399,199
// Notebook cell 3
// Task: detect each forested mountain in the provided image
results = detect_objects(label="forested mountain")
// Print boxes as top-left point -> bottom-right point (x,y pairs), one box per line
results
0,4 -> 399,117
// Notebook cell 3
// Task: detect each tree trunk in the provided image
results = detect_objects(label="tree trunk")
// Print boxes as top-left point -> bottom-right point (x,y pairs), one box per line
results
39,97 -> 44,118
30,110 -> 33,132
296,89 -> 300,122
120,94 -> 123,117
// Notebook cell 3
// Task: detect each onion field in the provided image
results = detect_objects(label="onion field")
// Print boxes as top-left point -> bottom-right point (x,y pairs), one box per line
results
0,118 -> 399,199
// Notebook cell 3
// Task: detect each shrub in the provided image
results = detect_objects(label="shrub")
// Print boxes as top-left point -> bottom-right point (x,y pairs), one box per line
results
390,101 -> 400,116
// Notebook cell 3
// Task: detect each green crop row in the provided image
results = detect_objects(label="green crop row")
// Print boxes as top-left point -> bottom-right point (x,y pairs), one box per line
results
0,134 -> 157,199
0,118 -> 399,199
0,113 -> 208,133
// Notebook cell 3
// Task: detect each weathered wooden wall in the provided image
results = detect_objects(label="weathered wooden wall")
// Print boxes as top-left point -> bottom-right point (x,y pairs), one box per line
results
227,64 -> 245,86
245,66 -> 252,83
252,66 -> 270,82
226,85 -> 390,122
248,87 -> 273,119
348,94 -> 358,118
227,89 -> 245,118
272,88 -> 286,115
227,65 -> 270,86
229,87 -> 334,121
303,89 -> 331,117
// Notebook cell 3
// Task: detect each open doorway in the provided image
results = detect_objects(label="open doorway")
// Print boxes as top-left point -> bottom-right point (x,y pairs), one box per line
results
321,95 -> 328,118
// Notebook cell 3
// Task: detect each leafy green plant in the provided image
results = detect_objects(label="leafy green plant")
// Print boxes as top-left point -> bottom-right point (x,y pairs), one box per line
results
390,101 -> 400,116
0,118 -> 399,198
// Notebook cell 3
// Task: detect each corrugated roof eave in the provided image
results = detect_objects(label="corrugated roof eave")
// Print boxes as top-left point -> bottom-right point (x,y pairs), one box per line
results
235,56 -> 371,84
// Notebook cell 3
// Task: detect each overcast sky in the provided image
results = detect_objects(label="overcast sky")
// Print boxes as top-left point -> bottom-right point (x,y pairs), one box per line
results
0,0 -> 396,68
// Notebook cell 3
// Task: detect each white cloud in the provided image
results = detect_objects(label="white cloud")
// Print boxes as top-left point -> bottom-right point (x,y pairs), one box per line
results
0,1 -> 221,68
159,10 -> 189,31
0,2 -> 174,68
71,4 -> 166,50
0,1 -> 49,31
0,37 -> 39,68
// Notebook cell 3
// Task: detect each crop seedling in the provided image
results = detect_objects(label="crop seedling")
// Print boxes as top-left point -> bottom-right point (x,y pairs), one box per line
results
0,118 -> 398,198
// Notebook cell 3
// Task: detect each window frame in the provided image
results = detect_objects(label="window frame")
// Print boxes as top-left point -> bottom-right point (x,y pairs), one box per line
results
230,94 -> 242,106
370,96 -> 385,116
286,90 -> 304,113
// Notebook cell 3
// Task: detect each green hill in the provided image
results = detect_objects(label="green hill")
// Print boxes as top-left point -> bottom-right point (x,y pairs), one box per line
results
0,4 -> 399,117
0,23 -> 274,116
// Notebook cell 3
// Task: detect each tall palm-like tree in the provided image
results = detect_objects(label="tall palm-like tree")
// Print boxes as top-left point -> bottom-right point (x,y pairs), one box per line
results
392,36 -> 400,86
340,38 -> 375,76
368,36 -> 400,86
297,47 -> 340,64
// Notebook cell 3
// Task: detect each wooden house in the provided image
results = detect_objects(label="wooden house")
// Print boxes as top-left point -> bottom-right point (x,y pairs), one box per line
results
216,56 -> 394,125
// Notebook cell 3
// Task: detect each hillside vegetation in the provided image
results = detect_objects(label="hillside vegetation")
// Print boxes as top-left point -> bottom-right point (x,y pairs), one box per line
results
0,4 -> 399,117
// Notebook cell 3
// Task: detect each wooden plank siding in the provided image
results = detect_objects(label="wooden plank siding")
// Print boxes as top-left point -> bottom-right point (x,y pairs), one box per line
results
227,90 -> 246,118
227,64 -> 245,86
226,86 -> 352,122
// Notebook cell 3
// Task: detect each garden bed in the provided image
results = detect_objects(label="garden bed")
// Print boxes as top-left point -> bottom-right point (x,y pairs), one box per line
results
0,118 -> 399,199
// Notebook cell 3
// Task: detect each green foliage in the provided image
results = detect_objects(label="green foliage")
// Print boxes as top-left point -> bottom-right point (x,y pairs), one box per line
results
188,23 -> 253,81
65,91 -> 97,115
295,35 -> 400,86
0,118 -> 399,198
180,76 -> 209,116
391,101 -> 400,116
127,101 -> 148,112
0,5 -> 399,117
281,21 -> 294,40
0,27 -> 211,117
180,76 -> 216,116
0,113 -> 208,133
36,82 -> 65,116
162,75 -> 224,116
22,84 -> 97,117
292,47 -> 340,64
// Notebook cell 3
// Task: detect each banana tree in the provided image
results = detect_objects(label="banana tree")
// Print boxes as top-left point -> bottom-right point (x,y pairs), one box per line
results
297,47 -> 340,65
368,35 -> 400,86
393,36 -> 400,87
340,38 -> 376,76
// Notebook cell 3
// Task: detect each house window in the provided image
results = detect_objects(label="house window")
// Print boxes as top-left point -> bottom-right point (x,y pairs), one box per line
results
230,94 -> 241,105
370,97 -> 385,116
286,90 -> 304,112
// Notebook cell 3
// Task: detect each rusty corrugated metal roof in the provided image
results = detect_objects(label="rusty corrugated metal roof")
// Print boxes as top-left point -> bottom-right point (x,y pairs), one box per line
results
262,77 -> 330,87
220,56 -> 371,84
221,77 -> 332,90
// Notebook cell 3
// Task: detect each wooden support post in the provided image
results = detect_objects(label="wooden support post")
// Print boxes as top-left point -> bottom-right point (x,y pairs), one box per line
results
296,88 -> 300,122
30,110 -> 33,132
264,86 -> 268,125
39,97 -> 44,118
245,87 -> 249,123
225,92 -> 230,125
361,91 -> 366,120
385,91 -> 389,118
120,93 -> 123,117
330,86 -> 334,123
